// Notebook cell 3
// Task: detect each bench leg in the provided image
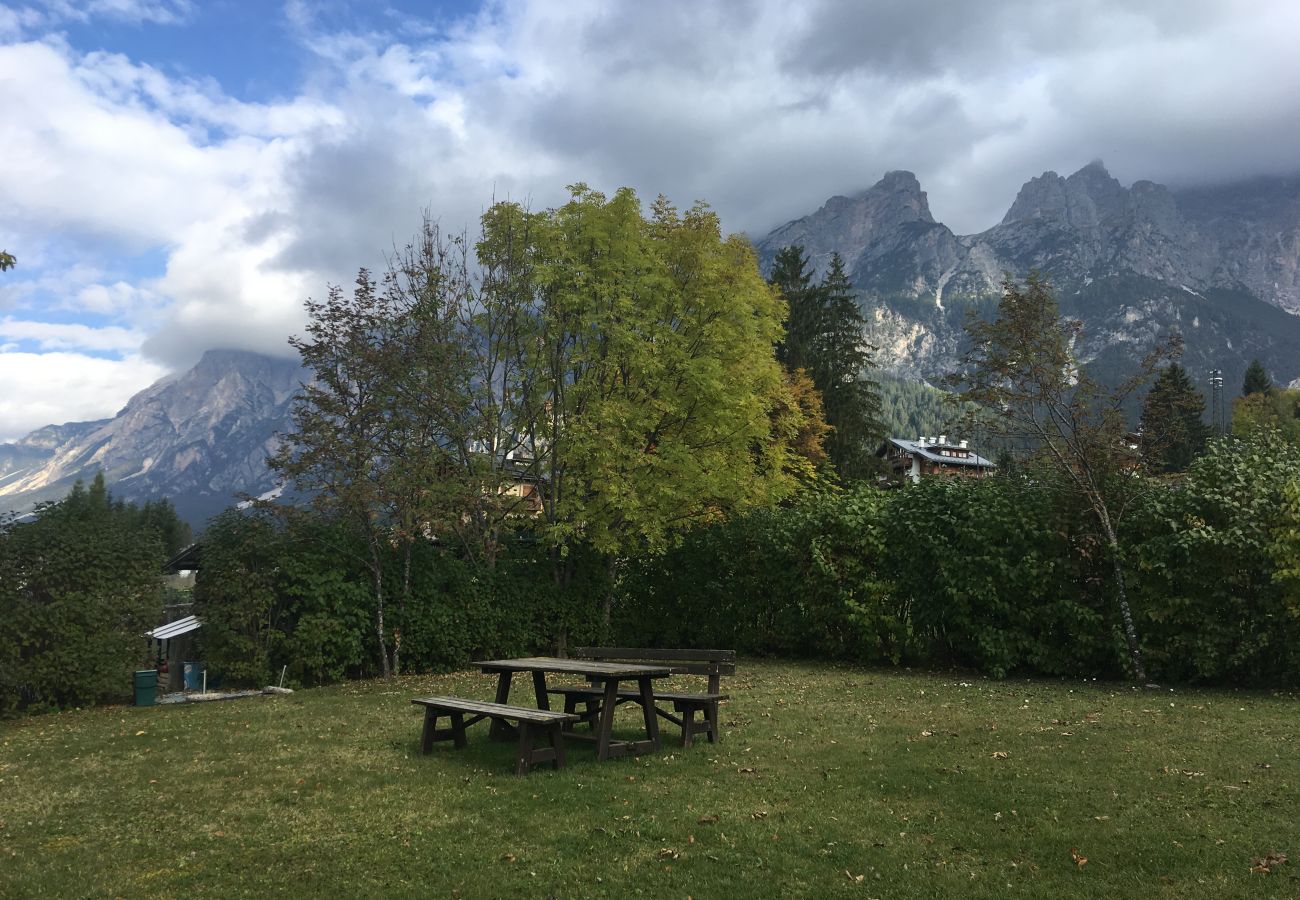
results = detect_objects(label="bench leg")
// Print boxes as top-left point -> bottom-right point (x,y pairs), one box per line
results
421,709 -> 438,754
490,672 -> 516,741
595,680 -> 619,762
516,722 -> 533,775
451,711 -> 467,749
550,722 -> 566,770
705,701 -> 720,744
636,676 -> 661,751
680,705 -> 697,748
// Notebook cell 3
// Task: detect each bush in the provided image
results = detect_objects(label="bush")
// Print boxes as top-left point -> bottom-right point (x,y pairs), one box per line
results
1129,430 -> 1300,685
882,476 -> 1115,678
194,509 -> 609,685
617,489 -> 904,662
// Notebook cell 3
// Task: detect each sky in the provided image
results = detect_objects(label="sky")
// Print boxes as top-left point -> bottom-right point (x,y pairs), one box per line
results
2,0 -> 1300,442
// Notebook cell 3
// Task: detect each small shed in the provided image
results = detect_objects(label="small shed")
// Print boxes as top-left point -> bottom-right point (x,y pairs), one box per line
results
145,615 -> 202,691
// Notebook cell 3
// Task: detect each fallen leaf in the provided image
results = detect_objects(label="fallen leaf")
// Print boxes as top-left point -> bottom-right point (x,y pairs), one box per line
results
657,847 -> 679,860
697,814 -> 719,825
135,731 -> 146,737
500,853 -> 516,863
992,751 -> 1010,760
1250,851 -> 1287,874
751,811 -> 767,820
1071,848 -> 1088,868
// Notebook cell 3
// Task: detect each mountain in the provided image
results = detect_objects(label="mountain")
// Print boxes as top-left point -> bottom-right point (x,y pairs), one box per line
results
755,163 -> 1300,392
0,349 -> 302,528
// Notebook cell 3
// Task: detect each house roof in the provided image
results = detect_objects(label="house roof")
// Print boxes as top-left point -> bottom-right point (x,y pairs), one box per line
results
879,438 -> 995,468
146,615 -> 201,640
163,542 -> 201,573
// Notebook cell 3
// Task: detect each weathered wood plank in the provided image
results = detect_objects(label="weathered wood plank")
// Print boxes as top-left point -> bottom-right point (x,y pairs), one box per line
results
411,696 -> 577,724
573,647 -> 735,662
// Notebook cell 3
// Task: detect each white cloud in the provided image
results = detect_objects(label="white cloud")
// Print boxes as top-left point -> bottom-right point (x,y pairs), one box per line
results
0,352 -> 168,441
4,0 -> 1300,433
0,317 -> 146,352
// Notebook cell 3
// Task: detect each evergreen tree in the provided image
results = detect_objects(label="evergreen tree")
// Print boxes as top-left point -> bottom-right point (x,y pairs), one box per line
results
1243,358 -> 1273,396
767,246 -> 883,480
767,245 -> 822,371
817,253 -> 884,479
1139,363 -> 1211,473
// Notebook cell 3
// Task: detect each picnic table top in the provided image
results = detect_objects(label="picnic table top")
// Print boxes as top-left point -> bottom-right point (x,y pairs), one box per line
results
476,656 -> 673,678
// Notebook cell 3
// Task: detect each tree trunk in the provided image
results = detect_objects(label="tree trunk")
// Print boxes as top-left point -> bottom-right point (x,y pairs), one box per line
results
369,534 -> 391,680
1101,521 -> 1147,683
393,540 -> 412,677
601,554 -> 617,639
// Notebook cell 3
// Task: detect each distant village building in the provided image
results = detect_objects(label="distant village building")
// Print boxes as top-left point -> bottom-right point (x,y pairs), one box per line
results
876,436 -> 996,484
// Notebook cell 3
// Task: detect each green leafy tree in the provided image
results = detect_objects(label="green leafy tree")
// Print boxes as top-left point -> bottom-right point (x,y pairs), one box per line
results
1232,387 -> 1300,444
954,273 -> 1178,682
0,474 -> 164,713
1139,362 -> 1211,473
488,186 -> 811,629
0,251 -> 14,271
1242,358 -> 1273,396
271,270 -> 413,677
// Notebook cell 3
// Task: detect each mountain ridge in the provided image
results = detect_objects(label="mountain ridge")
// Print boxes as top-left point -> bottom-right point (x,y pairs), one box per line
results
755,162 -> 1300,387
0,348 -> 302,528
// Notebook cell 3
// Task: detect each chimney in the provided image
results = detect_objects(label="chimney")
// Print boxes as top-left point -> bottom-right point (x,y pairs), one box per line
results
938,434 -> 947,445
959,439 -> 968,449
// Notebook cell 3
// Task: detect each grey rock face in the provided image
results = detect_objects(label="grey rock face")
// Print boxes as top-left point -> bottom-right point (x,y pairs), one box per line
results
0,349 -> 303,527
756,162 -> 1300,391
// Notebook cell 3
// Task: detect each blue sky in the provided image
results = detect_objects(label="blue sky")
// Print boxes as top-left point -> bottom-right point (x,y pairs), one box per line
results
3,0 -> 1300,441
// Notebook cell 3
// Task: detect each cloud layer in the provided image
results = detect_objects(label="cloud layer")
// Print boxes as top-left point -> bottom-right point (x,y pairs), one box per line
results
2,0 -> 1300,440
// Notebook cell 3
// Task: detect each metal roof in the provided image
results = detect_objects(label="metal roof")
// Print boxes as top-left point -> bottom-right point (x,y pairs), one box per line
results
882,438 -> 995,468
146,615 -> 202,640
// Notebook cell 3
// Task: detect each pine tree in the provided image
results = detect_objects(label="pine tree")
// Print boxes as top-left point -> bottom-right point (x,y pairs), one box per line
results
817,253 -> 884,479
767,245 -> 823,372
767,247 -> 883,480
1139,362 -> 1211,473
1243,358 -> 1273,396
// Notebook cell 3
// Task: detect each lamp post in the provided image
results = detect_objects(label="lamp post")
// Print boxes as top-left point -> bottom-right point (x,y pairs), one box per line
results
1209,369 -> 1225,436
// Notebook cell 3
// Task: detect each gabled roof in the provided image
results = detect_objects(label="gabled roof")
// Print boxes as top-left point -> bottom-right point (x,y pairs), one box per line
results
146,615 -> 201,640
880,438 -> 995,468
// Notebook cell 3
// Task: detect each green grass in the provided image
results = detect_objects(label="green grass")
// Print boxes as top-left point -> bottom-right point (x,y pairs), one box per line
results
1,660 -> 1296,898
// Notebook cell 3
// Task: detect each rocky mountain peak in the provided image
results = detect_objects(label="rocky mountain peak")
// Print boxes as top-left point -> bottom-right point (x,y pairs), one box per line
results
0,349 -> 305,527
758,169 -> 941,278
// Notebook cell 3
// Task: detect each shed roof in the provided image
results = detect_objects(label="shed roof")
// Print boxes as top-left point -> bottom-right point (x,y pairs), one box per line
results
146,615 -> 201,640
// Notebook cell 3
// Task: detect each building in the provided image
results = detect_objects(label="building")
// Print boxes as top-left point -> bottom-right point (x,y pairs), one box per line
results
876,435 -> 996,484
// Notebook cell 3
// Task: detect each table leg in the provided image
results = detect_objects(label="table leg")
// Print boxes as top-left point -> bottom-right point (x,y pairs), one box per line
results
637,675 -> 661,750
595,679 -> 619,761
490,671 -> 515,741
532,670 -> 551,710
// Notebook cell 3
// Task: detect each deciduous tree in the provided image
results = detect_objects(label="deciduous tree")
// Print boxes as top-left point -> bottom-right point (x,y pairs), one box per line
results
955,273 -> 1177,682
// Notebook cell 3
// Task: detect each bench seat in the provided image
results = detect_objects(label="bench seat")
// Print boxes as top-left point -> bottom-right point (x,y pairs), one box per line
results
412,696 -> 577,774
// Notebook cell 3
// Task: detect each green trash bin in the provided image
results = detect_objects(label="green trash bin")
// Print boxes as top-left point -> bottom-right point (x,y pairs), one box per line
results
133,669 -> 158,707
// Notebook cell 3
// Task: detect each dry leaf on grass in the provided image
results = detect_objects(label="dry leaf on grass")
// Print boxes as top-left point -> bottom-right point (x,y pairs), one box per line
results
1250,852 -> 1287,874
991,751 -> 1010,760
1070,848 -> 1088,868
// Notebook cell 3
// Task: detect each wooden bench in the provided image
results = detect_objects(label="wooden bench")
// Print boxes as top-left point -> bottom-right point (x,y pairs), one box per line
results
547,648 -> 735,747
411,696 -> 578,774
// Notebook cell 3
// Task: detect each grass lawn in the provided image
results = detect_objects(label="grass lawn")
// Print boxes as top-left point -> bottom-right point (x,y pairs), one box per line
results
1,660 -> 1296,898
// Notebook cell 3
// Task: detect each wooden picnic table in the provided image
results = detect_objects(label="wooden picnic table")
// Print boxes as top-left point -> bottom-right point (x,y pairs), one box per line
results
477,656 -> 673,761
